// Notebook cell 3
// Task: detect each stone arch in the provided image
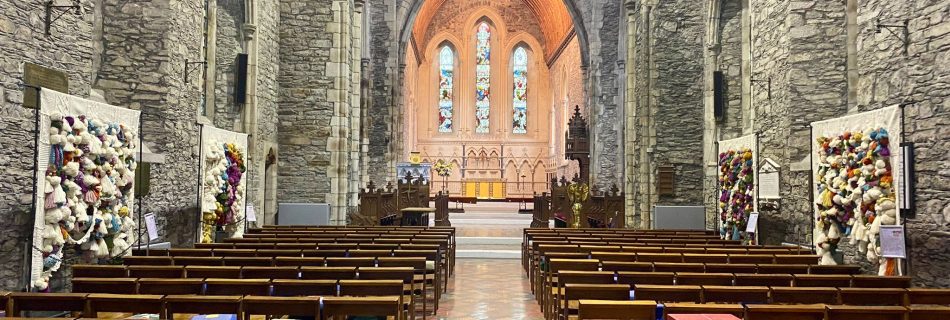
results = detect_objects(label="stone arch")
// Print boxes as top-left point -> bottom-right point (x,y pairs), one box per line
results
400,0 -> 590,68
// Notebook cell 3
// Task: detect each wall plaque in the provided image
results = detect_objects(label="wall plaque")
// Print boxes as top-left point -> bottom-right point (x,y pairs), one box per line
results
758,158 -> 781,199
23,63 -> 69,109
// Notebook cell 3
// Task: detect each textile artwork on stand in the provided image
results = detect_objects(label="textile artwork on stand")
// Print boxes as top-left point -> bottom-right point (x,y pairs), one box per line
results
475,22 -> 491,133
200,140 -> 247,243
438,46 -> 454,133
813,128 -> 897,270
37,113 -> 137,290
718,148 -> 754,241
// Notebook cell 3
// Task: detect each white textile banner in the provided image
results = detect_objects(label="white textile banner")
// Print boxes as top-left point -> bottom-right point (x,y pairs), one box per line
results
197,125 -> 249,242
32,89 -> 141,288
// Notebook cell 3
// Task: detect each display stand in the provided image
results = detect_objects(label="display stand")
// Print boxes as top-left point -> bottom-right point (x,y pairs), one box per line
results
810,105 -> 906,275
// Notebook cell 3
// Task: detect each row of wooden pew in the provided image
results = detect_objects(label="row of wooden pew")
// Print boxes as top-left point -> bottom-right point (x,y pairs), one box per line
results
566,299 -> 950,320
1,292 -> 402,320
522,228 -> 950,320
36,226 -> 458,320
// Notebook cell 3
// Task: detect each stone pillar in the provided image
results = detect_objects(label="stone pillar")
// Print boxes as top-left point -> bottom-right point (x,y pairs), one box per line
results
623,0 -> 638,228
327,0 -> 353,225
350,0 -> 365,215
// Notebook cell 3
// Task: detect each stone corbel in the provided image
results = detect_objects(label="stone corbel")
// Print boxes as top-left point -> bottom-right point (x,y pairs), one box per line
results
354,0 -> 365,13
243,23 -> 257,41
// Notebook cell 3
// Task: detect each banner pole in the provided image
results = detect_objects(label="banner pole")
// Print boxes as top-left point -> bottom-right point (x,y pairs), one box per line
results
244,134 -> 250,233
25,85 -> 42,292
195,124 -> 204,243
137,108 -> 145,252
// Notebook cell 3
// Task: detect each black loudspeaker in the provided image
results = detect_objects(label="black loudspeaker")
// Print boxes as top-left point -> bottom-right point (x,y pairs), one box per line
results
713,70 -> 725,121
234,53 -> 249,105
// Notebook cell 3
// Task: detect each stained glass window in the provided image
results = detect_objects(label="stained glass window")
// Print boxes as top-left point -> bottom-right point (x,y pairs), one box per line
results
475,22 -> 491,134
438,46 -> 454,133
512,47 -> 528,134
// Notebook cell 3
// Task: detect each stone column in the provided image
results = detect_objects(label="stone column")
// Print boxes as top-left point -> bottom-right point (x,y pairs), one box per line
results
623,0 -> 638,228
327,0 -> 354,225
350,0 -> 365,213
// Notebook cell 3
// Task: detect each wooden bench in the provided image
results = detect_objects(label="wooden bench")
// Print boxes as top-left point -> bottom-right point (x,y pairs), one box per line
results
575,299 -> 656,320
632,285 -> 701,303
84,293 -> 164,318
825,305 -> 907,320
744,304 -> 826,320
702,285 -> 770,304
322,296 -> 401,320
241,296 -> 320,320
163,295 -> 242,320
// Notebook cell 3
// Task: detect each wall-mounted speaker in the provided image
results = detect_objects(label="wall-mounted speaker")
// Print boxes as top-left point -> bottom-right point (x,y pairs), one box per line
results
234,53 -> 249,105
713,70 -> 725,121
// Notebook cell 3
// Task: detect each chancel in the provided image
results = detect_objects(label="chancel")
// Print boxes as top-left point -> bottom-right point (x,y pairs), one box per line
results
0,0 -> 948,319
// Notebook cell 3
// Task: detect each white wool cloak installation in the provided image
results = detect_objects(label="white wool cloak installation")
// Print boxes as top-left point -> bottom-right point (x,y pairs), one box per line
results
196,125 -> 249,243
32,88 -> 140,290
810,105 -> 904,275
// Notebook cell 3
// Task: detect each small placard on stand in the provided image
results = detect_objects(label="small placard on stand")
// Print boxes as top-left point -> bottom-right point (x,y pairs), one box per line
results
880,225 -> 907,259
746,213 -> 760,233
144,213 -> 159,242
246,205 -> 257,222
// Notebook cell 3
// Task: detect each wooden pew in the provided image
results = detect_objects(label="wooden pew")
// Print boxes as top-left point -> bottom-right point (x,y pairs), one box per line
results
701,286 -> 770,304
575,299 -> 656,320
825,305 -> 907,320
163,295 -> 243,320
6,292 -> 87,317
84,293 -> 164,318
241,296 -> 321,320
322,296 -> 401,320
744,304 -> 826,320
632,285 -> 701,303
770,287 -> 839,304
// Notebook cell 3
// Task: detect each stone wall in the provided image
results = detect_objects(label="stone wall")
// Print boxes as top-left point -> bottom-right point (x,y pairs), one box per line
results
276,0 -> 334,204
717,0 -> 745,138
95,0 -> 207,247
651,0 -> 707,207
212,0 -> 245,129
255,0 -> 281,224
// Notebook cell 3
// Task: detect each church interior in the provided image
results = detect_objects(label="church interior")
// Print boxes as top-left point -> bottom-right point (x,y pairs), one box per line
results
0,0 -> 948,319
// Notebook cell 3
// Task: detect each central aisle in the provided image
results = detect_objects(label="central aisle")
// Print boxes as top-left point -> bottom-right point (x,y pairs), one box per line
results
435,259 -> 543,320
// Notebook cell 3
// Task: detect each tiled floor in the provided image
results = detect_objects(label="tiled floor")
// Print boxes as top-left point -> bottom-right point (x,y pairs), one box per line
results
435,259 -> 543,320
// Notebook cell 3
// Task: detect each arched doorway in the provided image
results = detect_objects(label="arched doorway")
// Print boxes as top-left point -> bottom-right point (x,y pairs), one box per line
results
397,0 -> 591,200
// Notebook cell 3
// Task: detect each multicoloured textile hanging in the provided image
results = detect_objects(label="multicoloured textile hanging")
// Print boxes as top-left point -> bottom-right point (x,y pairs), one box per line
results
475,22 -> 491,134
438,46 -> 454,133
198,126 -> 249,243
512,47 -> 528,134
32,89 -> 141,291
810,105 -> 904,275
716,134 -> 758,242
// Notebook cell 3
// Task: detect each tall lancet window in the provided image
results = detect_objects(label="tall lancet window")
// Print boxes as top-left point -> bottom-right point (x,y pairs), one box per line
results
474,22 -> 491,134
512,47 -> 528,134
438,46 -> 454,133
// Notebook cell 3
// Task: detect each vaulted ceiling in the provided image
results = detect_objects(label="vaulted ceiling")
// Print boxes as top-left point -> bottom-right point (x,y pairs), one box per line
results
412,0 -> 575,60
